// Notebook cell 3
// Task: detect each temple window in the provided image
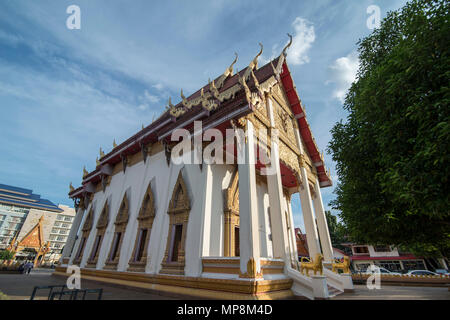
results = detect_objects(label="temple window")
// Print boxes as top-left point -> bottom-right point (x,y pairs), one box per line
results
160,171 -> 190,275
128,182 -> 155,272
104,193 -> 129,270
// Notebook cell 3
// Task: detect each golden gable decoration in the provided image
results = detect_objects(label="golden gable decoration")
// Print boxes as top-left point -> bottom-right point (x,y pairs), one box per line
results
224,168 -> 240,257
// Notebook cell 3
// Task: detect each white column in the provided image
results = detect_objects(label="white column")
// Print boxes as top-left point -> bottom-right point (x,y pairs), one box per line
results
200,164 -> 213,258
298,167 -> 321,258
61,206 -> 85,264
266,97 -> 289,262
313,178 -> 333,262
293,123 -> 321,259
238,119 -> 261,275
286,196 -> 299,266
266,140 -> 290,261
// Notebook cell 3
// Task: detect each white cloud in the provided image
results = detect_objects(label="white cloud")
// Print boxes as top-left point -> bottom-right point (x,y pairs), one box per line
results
152,83 -> 164,91
287,17 -> 316,66
144,90 -> 160,103
327,51 -> 359,102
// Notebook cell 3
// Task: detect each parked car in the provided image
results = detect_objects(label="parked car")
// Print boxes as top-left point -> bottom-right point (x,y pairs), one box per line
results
434,269 -> 450,276
363,266 -> 401,275
406,270 -> 438,276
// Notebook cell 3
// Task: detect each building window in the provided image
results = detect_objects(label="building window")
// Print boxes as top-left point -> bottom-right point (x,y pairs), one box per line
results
376,260 -> 402,271
89,235 -> 102,261
402,260 -> 426,271
354,246 -> 369,254
134,229 -> 148,262
374,246 -> 391,252
234,226 -> 240,257
75,237 -> 86,261
170,225 -> 183,262
109,232 -> 122,262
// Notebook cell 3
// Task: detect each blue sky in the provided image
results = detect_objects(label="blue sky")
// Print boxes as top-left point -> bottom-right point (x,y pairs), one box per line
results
0,0 -> 408,231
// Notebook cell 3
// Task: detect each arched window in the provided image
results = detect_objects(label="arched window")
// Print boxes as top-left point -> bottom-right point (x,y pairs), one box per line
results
128,183 -> 155,272
104,192 -> 130,270
160,171 -> 190,275
86,200 -> 109,268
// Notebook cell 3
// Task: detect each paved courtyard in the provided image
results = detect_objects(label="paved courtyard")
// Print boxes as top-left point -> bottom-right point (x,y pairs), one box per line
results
0,270 -> 448,300
331,284 -> 450,300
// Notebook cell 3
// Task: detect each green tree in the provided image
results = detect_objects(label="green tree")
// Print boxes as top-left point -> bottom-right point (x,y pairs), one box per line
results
0,250 -> 15,261
325,211 -> 347,250
328,0 -> 450,258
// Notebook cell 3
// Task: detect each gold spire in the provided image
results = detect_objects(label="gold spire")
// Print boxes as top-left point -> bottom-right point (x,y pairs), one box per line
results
96,157 -> 100,166
113,139 -> 117,148
99,147 -> 105,158
249,42 -> 263,70
83,166 -> 88,178
69,182 -> 74,192
142,124 -> 144,130
282,33 -> 293,57
225,52 -> 238,77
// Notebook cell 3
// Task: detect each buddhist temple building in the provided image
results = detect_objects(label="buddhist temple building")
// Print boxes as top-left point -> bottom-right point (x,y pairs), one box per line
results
0,183 -> 75,266
57,37 -> 353,299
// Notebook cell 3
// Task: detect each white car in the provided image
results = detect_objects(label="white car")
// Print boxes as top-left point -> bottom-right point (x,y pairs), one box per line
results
435,269 -> 450,276
363,266 -> 401,275
406,270 -> 439,276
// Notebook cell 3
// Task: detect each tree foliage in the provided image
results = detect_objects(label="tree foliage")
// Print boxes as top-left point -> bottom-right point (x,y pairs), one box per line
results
0,250 -> 15,261
328,0 -> 449,257
325,211 -> 347,249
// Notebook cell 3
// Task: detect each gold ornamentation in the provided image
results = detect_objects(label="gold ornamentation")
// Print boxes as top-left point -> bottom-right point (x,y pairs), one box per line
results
128,182 -> 156,271
160,171 -> 191,275
69,182 -> 74,193
300,253 -> 324,276
332,256 -> 350,274
239,258 -> 263,279
99,147 -> 105,158
248,43 -> 263,70
83,166 -> 88,178
113,139 -> 117,148
282,33 -> 293,57
224,169 -> 240,257
96,157 -> 100,167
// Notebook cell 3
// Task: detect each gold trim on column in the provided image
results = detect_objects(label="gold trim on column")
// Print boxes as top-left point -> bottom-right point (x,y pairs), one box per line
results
224,168 -> 240,257
160,171 -> 191,275
128,182 -> 156,272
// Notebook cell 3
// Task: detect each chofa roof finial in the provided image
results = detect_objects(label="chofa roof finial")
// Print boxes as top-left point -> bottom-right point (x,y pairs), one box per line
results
249,42 -> 263,70
225,52 -> 238,77
282,33 -> 293,57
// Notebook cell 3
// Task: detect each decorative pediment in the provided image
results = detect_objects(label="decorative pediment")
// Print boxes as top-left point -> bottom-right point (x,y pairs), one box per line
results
82,207 -> 94,232
18,216 -> 45,249
138,182 -> 155,220
96,201 -> 109,229
168,171 -> 190,213
115,193 -> 129,225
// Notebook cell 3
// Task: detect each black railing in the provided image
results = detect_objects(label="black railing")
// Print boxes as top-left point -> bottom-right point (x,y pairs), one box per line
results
30,285 -> 103,300
30,285 -> 67,300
